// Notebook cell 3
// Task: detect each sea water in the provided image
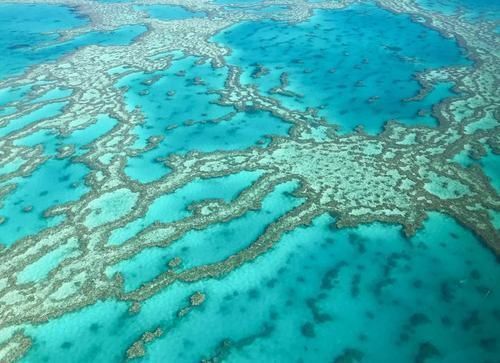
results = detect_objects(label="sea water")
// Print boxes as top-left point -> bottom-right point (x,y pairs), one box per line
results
415,0 -> 500,22
0,1 -> 498,362
0,4 -> 146,80
21,212 -> 500,362
119,55 -> 289,183
214,4 -> 470,133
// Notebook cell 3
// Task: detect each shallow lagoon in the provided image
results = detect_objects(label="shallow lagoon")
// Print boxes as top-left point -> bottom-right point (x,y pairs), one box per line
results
0,3 -> 87,79
0,4 -> 146,80
0,159 -> 88,246
118,55 -> 290,183
215,4 -> 470,133
0,113 -> 118,246
108,170 -> 263,245
21,212 -> 500,362
416,0 -> 500,22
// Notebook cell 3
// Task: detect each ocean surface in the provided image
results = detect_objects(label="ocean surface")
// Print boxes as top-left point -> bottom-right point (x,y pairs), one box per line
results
0,1 -> 498,362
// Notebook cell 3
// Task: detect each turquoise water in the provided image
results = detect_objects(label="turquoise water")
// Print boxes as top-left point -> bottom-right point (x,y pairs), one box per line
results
109,181 -> 301,291
214,0 -> 263,4
22,213 -> 500,362
28,88 -> 73,104
14,114 -> 118,158
0,159 -> 88,246
61,115 -> 118,156
108,171 -> 263,245
0,1 -> 145,246
416,0 -> 500,22
125,109 -> 289,182
215,4 -> 470,133
0,102 -> 66,138
17,237 -> 79,283
0,3 -> 145,80
0,4 -> 86,79
0,114 -> 118,246
453,145 -> 500,193
0,1 -> 498,362
223,4 -> 289,14
0,85 -> 32,107
117,55 -> 232,147
55,24 -> 146,47
119,55 -> 289,182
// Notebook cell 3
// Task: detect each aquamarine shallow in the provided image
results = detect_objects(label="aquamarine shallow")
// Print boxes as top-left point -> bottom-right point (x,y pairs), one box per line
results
119,55 -> 289,183
0,4 -> 146,80
0,0 -> 498,362
215,4 -> 470,133
21,212 -> 500,362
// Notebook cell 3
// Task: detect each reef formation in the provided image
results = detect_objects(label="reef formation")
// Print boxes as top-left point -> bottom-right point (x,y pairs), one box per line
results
0,0 -> 498,361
